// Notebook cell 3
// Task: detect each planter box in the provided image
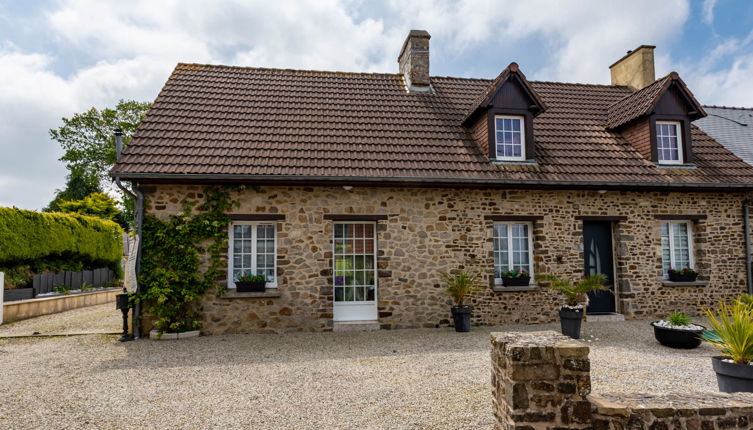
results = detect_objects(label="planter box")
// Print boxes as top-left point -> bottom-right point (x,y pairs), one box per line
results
559,308 -> 584,339
502,276 -> 531,287
235,281 -> 265,292
668,272 -> 697,282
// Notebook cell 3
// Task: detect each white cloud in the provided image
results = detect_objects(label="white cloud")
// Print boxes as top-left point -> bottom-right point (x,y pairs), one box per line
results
702,0 -> 718,25
2,0 -> 753,210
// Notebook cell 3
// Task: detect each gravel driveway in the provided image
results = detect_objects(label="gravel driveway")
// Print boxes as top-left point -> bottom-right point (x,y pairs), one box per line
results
0,319 -> 719,429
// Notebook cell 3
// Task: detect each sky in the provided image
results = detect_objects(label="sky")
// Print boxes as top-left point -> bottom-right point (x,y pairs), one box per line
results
1,0 -> 753,210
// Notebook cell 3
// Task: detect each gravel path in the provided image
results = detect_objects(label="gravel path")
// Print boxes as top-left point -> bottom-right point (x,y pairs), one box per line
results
0,319 -> 719,429
0,303 -> 121,336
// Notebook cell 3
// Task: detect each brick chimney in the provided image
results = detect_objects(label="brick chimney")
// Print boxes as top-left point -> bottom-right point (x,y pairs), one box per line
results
398,30 -> 432,93
609,45 -> 656,90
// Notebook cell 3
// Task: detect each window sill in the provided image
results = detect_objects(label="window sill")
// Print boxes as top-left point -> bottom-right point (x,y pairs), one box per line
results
491,159 -> 539,166
655,163 -> 697,169
492,285 -> 539,292
221,290 -> 281,299
660,280 -> 708,287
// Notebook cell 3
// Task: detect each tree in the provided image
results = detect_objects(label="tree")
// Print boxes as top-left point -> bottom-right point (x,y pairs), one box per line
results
48,99 -> 151,227
50,99 -> 151,186
58,192 -> 123,223
44,169 -> 102,212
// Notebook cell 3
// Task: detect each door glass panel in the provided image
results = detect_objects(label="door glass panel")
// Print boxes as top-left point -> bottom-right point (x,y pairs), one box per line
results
334,223 -> 376,302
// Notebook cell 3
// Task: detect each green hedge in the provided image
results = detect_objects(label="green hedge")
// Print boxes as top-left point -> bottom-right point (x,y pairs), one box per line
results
0,207 -> 123,274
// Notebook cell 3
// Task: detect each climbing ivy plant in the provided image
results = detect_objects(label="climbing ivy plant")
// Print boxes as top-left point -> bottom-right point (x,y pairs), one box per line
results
135,186 -> 239,333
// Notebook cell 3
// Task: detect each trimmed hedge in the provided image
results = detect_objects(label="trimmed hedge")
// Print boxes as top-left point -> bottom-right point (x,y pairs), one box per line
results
0,207 -> 123,274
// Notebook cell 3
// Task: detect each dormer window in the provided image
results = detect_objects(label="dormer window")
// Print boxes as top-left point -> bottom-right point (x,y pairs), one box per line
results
495,115 -> 525,160
656,121 -> 683,165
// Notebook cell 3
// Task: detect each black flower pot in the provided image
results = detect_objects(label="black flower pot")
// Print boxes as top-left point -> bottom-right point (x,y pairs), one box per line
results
650,322 -> 705,349
235,281 -> 265,292
451,306 -> 472,333
712,356 -> 753,393
668,272 -> 698,282
502,276 -> 531,287
559,308 -> 583,339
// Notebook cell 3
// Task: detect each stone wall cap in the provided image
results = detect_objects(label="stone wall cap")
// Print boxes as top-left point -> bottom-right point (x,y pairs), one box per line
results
592,392 -> 753,410
491,330 -> 570,347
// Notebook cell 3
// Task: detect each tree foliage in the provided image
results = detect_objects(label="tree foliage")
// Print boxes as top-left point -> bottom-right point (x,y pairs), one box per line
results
44,169 -> 102,212
47,100 -> 150,226
50,99 -> 151,186
58,192 -> 123,224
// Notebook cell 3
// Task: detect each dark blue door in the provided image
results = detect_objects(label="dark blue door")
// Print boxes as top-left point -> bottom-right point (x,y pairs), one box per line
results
583,221 -> 616,314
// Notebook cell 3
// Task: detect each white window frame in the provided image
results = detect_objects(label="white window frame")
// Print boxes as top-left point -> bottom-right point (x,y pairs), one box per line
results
332,221 -> 378,305
227,221 -> 277,289
494,115 -> 526,161
660,221 -> 695,278
492,222 -> 534,285
656,120 -> 684,165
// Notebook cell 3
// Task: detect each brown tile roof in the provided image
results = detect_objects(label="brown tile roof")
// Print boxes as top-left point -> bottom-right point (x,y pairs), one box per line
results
606,72 -> 707,129
111,63 -> 753,188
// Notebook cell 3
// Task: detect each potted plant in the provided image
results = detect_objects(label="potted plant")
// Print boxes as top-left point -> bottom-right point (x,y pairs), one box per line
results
499,268 -> 531,287
668,267 -> 698,282
440,270 -> 482,333
650,311 -> 706,349
702,298 -> 753,392
535,273 -> 607,339
235,273 -> 266,292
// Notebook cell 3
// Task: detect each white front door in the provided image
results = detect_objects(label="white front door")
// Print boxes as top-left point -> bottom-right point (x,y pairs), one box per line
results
333,222 -> 378,321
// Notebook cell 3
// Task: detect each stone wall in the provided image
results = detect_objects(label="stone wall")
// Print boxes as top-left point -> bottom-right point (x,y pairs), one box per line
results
590,392 -> 753,430
491,330 -> 592,429
491,331 -> 753,430
142,184 -> 749,334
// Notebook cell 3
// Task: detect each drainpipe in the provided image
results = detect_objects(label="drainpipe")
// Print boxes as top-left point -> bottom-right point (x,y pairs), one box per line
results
113,129 -> 144,339
744,199 -> 753,295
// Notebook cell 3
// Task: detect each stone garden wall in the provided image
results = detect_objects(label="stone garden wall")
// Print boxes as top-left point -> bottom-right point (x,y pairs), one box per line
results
142,184 -> 749,334
491,331 -> 753,430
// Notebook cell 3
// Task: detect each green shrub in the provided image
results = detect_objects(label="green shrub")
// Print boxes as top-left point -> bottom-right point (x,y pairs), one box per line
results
0,207 -> 123,276
667,311 -> 692,326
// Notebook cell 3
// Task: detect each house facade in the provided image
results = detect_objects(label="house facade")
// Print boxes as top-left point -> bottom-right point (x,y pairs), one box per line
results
112,31 -> 753,334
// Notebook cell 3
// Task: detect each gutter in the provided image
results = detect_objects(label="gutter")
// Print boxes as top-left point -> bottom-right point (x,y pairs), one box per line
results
109,172 -> 753,192
113,130 -> 144,339
745,198 -> 753,295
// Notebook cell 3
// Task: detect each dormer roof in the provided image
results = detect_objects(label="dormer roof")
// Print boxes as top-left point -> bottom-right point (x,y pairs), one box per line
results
462,63 -> 547,125
606,72 -> 706,129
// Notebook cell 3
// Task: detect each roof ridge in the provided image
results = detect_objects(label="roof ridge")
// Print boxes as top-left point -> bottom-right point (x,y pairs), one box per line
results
175,62 -> 401,78
704,104 -> 753,111
173,63 -> 633,88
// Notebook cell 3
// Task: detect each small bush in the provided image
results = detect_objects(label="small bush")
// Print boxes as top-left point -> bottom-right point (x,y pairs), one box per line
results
439,270 -> 482,306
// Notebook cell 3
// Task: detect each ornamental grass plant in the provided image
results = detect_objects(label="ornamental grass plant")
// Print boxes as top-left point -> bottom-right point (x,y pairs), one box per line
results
439,270 -> 482,307
703,298 -> 753,365
535,273 -> 607,307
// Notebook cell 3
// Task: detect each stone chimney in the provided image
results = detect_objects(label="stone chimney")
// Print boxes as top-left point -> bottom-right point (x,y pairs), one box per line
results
398,30 -> 432,93
609,45 -> 656,90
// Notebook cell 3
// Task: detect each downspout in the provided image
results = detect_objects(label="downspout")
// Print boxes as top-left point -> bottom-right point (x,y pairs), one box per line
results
744,198 -> 753,295
113,129 -> 144,339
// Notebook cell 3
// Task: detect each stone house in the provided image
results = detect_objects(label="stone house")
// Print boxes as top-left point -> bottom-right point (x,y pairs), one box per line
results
111,31 -> 753,334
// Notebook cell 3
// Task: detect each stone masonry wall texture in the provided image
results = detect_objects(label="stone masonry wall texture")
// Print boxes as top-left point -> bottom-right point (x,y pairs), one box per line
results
143,184 -> 749,334
491,331 -> 753,430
